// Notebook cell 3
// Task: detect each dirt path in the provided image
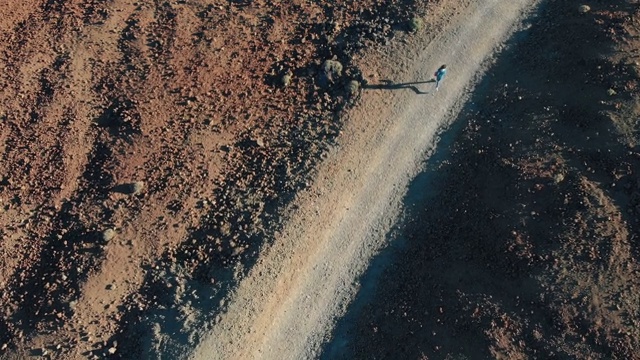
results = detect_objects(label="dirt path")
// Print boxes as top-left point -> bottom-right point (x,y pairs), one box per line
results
327,1 -> 640,358
190,0 -> 539,358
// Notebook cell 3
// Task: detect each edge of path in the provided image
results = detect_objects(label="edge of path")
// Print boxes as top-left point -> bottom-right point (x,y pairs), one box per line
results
189,0 -> 540,358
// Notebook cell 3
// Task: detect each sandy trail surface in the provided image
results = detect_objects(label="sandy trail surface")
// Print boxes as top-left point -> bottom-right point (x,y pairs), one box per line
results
191,0 -> 538,358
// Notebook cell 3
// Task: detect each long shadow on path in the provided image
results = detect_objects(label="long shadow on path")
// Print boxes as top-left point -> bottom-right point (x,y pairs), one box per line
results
363,79 -> 435,94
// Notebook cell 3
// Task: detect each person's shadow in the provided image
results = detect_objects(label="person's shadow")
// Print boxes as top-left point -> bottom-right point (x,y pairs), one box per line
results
362,79 -> 435,94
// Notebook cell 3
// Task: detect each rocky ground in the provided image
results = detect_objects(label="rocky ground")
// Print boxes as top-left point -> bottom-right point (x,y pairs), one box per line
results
1,0 -> 639,359
335,1 -> 640,359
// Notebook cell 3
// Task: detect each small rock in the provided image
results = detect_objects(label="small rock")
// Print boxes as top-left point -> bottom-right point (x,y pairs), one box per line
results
102,228 -> 116,242
108,347 -> 117,355
578,5 -> 591,14
408,17 -> 423,32
607,88 -> 617,96
346,80 -> 360,97
281,72 -> 292,87
131,181 -> 144,195
553,173 -> 565,184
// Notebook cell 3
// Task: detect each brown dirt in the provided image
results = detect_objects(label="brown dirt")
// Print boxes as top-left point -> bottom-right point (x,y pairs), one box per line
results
1,0 -> 639,359
0,0 -> 426,358
334,1 -> 640,359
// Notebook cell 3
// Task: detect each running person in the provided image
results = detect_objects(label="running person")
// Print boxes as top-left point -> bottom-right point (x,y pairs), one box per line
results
434,64 -> 447,91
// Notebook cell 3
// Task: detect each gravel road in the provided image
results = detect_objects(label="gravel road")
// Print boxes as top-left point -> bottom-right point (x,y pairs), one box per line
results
190,0 -> 539,358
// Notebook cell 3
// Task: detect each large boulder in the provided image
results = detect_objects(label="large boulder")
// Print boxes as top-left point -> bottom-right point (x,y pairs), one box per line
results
318,59 -> 343,87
